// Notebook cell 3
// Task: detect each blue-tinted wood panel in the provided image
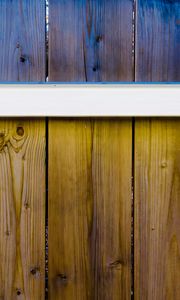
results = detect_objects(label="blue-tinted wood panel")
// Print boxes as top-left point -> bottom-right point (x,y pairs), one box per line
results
49,0 -> 134,81
0,0 -> 46,81
135,0 -> 180,81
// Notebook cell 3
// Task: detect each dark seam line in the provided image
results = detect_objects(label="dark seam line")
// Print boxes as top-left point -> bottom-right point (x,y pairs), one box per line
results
131,117 -> 135,300
45,1 -> 49,299
45,117 -> 49,300
132,0 -> 136,298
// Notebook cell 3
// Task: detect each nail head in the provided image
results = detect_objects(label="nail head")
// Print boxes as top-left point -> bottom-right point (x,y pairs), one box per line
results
161,161 -> 167,168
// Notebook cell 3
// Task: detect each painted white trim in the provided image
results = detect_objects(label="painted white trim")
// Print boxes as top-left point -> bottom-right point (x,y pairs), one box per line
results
0,84 -> 179,116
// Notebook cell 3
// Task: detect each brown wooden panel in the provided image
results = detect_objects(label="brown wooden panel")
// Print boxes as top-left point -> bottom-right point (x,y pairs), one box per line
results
0,2 -> 46,298
135,1 -> 180,298
135,0 -> 180,81
0,119 -> 45,299
49,0 -> 134,81
49,119 -> 132,300
0,0 -> 46,81
135,119 -> 180,300
48,1 -> 134,299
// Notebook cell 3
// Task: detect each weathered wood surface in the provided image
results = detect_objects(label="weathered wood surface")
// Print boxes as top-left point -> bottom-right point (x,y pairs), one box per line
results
135,0 -> 180,81
49,0 -> 134,81
49,1 -> 133,299
0,120 -> 45,299
135,1 -> 180,299
0,2 -> 46,299
48,119 -> 132,300
135,119 -> 180,300
0,0 -> 46,81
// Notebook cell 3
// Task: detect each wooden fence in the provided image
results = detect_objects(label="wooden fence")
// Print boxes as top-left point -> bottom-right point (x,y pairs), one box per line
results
0,1 -> 179,299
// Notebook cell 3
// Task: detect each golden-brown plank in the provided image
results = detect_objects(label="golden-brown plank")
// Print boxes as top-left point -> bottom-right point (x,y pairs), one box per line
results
49,1 -> 133,298
135,119 -> 180,300
135,1 -> 180,298
0,119 -> 45,299
49,119 -> 132,300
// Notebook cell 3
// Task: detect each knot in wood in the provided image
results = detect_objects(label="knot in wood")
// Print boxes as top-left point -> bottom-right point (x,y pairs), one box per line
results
108,260 -> 123,270
5,230 -> 10,236
20,55 -> 27,63
57,273 -> 68,283
16,289 -> 22,296
16,126 -> 24,136
96,35 -> 102,43
24,202 -> 29,209
20,56 -> 26,63
30,267 -> 40,276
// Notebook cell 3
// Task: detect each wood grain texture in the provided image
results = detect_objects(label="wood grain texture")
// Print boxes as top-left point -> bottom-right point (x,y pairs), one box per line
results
0,0 -> 45,81
49,119 -> 132,300
49,1 -> 134,298
135,0 -> 180,81
135,119 -> 180,300
49,0 -> 134,81
0,119 -> 45,300
135,1 -> 180,298
0,1 -> 46,299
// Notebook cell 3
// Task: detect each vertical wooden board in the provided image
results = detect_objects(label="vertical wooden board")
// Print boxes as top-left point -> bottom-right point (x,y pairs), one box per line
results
0,120 -> 45,299
49,1 -> 133,298
49,119 -> 132,300
49,0 -> 134,81
0,1 -> 46,298
135,119 -> 180,300
135,0 -> 180,81
135,1 -> 180,298
0,0 -> 45,81
49,1 -> 134,298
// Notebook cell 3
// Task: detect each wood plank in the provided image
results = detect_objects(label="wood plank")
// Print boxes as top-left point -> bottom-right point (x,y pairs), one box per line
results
0,0 -> 46,81
0,119 -> 45,299
49,119 -> 132,300
48,1 -> 133,298
135,1 -> 180,298
49,0 -> 134,81
0,1 -> 46,298
135,119 -> 180,300
135,0 -> 180,81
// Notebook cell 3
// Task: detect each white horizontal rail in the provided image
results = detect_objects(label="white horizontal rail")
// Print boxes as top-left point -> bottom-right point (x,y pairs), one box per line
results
0,84 -> 179,116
